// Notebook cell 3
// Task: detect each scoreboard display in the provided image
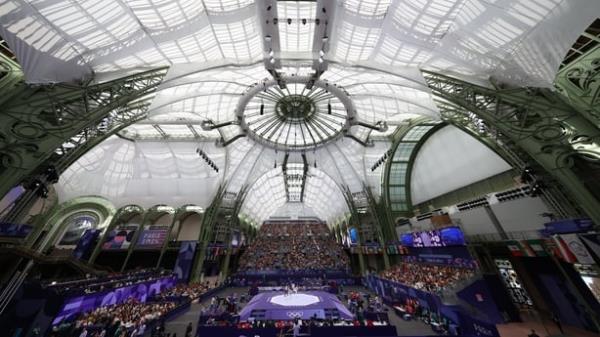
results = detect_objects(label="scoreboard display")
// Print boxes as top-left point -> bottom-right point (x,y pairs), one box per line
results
402,226 -> 466,247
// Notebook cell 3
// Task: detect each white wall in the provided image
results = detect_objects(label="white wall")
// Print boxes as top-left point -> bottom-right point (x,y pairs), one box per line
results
491,197 -> 550,233
177,213 -> 203,241
411,126 -> 511,204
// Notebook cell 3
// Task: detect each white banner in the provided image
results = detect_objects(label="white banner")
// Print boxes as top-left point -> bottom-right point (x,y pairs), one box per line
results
561,234 -> 595,265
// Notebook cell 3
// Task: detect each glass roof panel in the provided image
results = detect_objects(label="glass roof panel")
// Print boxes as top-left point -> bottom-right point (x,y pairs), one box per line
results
277,1 -> 317,54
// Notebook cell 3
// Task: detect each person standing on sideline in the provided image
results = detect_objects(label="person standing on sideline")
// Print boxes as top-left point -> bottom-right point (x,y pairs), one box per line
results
552,313 -> 564,334
185,322 -> 193,337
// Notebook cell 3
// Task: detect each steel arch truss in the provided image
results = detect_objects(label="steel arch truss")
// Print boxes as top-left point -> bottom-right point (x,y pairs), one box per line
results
422,70 -> 600,225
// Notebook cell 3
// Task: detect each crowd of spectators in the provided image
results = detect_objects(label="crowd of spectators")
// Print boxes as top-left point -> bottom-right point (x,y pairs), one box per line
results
45,268 -> 172,295
380,261 -> 475,294
238,222 -> 349,272
49,299 -> 176,337
154,281 -> 216,301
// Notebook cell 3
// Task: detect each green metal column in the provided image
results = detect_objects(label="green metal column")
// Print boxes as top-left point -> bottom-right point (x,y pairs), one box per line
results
364,185 -> 390,269
157,208 -> 181,268
190,187 -> 225,282
121,209 -> 154,272
423,71 -> 600,226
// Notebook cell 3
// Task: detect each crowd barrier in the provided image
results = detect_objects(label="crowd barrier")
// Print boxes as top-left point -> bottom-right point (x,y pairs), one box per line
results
196,325 -> 397,337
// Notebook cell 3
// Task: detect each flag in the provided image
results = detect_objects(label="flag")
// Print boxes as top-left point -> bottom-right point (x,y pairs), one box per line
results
507,241 -> 523,256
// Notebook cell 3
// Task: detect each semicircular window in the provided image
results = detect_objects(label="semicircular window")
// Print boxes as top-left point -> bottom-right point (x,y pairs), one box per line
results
59,213 -> 99,245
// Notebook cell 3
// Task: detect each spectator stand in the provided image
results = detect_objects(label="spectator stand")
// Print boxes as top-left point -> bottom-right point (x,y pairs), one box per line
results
364,275 -> 500,337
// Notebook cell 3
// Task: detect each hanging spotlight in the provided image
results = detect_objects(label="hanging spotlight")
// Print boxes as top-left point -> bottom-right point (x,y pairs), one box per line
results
318,57 -> 324,64
260,103 -> 265,115
270,57 -> 275,64
273,18 -> 278,25
319,49 -> 325,57
267,5 -> 271,11
287,18 -> 292,25
315,18 -> 320,25
322,35 -> 329,42
269,49 -> 274,57
327,102 -> 332,114
302,18 -> 307,25
265,35 -> 272,42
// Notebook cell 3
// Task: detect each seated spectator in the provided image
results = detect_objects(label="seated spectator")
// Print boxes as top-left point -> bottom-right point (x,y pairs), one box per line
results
379,261 -> 476,294
238,222 -> 349,272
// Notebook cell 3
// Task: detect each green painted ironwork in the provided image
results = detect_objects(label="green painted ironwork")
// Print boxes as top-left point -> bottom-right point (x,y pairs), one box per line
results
383,121 -> 441,220
190,185 -> 226,282
422,70 -> 600,226
555,37 -> 600,128
0,52 -> 167,200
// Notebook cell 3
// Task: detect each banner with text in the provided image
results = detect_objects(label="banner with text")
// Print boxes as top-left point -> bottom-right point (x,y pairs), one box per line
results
136,225 -> 169,249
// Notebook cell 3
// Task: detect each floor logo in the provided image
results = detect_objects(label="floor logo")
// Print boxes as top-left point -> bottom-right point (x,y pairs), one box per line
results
286,311 -> 304,318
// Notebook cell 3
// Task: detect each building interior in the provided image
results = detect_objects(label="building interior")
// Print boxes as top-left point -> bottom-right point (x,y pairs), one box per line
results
0,1 -> 599,337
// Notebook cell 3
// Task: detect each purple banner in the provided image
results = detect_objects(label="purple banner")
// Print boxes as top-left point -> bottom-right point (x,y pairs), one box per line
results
406,246 -> 477,268
544,218 -> 593,234
136,226 -> 168,249
174,241 -> 197,282
456,280 -> 504,323
72,229 -> 100,260
0,222 -> 33,238
52,275 -> 176,325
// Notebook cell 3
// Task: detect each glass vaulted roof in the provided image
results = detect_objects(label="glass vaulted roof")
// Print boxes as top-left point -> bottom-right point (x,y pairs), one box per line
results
4,0 -> 598,226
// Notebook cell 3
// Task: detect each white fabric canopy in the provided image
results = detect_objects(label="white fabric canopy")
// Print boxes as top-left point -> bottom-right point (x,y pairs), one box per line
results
13,0 -> 595,223
1,0 -> 597,86
56,136 -> 225,208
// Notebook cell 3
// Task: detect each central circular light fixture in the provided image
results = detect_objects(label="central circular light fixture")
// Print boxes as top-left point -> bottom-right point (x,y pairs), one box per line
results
236,76 -> 356,151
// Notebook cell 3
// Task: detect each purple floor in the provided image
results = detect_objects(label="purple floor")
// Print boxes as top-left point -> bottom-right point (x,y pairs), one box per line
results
239,291 -> 354,321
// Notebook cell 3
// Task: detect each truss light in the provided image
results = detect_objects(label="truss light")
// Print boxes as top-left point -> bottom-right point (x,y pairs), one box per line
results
318,57 -> 324,63
319,49 -> 325,57
327,103 -> 332,114
265,35 -> 272,42
270,57 -> 275,64
269,49 -> 274,57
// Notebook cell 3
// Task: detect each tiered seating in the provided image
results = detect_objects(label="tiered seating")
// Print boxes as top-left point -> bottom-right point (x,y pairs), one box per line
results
50,298 -> 176,337
44,268 -> 172,295
238,221 -> 349,272
380,261 -> 475,294
154,281 -> 217,301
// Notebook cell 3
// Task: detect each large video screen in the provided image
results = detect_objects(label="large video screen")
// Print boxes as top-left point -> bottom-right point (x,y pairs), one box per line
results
102,224 -> 139,250
401,226 -> 466,247
349,228 -> 359,246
